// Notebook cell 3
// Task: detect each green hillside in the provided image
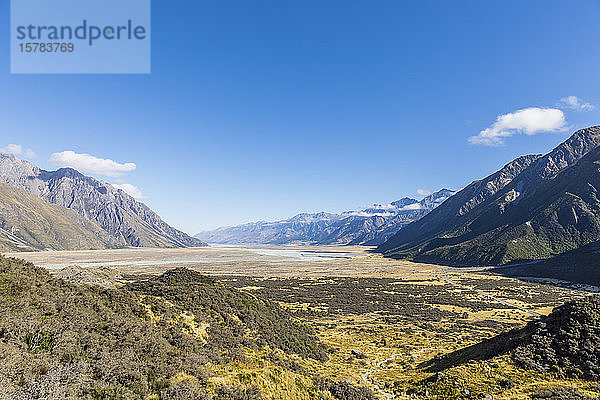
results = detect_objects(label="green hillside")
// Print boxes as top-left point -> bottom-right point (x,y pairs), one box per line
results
404,296 -> 600,399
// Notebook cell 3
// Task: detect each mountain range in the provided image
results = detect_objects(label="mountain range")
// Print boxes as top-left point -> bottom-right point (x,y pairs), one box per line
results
377,126 -> 600,268
195,189 -> 455,245
4,125 -> 600,280
0,153 -> 205,251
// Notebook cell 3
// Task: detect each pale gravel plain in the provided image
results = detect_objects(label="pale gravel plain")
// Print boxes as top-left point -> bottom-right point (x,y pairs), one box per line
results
5,245 -> 432,277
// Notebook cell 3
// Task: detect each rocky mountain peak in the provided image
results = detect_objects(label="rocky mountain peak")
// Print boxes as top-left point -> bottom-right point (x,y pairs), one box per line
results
0,154 -> 205,249
529,125 -> 600,181
196,189 -> 455,246
420,189 -> 455,209
390,197 -> 419,208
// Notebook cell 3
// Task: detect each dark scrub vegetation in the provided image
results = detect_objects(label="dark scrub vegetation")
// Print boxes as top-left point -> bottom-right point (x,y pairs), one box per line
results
423,295 -> 600,381
0,257 -> 346,399
126,268 -> 329,362
223,275 -> 577,319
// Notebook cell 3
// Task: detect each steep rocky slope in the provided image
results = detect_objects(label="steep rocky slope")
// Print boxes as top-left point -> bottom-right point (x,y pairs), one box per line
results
378,126 -> 600,266
0,154 -> 205,248
0,257 -> 349,399
196,189 -> 455,245
0,182 -> 120,251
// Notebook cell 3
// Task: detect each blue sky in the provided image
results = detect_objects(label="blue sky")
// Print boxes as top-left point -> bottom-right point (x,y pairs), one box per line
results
1,0 -> 600,233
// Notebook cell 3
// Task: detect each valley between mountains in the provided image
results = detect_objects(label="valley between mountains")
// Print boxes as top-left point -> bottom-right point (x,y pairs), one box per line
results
3,126 -> 600,399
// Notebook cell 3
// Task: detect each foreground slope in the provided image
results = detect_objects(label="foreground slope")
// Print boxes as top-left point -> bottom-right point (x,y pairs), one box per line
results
0,182 -> 120,251
423,295 -> 600,379
378,126 -> 600,266
0,153 -> 205,248
410,296 -> 600,399
196,189 -> 454,245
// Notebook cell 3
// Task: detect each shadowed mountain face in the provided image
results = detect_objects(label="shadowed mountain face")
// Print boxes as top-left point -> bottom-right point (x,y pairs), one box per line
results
0,154 -> 205,249
378,126 -> 600,267
0,182 -> 120,252
195,189 -> 455,245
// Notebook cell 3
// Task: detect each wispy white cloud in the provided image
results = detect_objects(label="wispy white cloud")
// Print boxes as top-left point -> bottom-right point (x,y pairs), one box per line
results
347,201 -> 424,216
468,107 -> 567,146
399,203 -> 423,211
3,144 -> 22,155
49,150 -> 136,177
559,95 -> 594,112
111,183 -> 146,199
0,143 -> 36,158
416,189 -> 432,196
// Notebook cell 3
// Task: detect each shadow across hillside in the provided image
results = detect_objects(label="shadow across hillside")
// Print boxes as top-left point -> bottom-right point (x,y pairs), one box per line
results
490,241 -> 600,288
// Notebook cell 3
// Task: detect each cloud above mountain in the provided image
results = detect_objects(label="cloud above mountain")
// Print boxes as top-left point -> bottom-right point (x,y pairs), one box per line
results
469,107 -> 567,146
417,189 -> 432,196
1,144 -> 36,158
49,151 -> 136,178
559,96 -> 595,112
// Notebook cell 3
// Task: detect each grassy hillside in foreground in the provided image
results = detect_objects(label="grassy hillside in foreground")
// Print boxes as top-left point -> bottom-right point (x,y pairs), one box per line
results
0,182 -> 122,252
378,126 -> 600,267
0,256 -> 377,399
3,254 -> 600,399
